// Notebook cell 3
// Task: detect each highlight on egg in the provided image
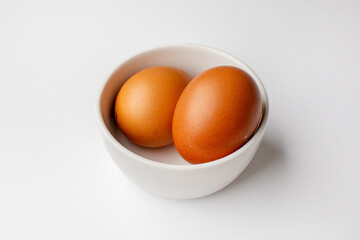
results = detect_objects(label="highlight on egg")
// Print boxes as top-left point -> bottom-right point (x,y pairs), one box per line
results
172,66 -> 263,164
114,66 -> 191,148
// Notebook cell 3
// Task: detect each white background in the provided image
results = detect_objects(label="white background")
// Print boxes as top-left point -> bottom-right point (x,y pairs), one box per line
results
1,0 -> 359,239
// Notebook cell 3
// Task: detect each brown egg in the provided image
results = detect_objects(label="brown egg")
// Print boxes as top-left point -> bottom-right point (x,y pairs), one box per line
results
114,66 -> 191,147
172,66 -> 262,164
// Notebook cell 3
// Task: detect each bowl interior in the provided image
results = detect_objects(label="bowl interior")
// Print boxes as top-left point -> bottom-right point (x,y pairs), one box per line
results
99,44 -> 267,165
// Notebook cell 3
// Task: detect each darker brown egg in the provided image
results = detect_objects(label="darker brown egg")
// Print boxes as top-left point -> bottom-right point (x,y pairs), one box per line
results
172,66 -> 262,164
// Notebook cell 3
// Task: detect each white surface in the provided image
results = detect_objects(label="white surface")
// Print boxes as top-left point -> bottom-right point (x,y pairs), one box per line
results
98,44 -> 269,199
0,0 -> 359,239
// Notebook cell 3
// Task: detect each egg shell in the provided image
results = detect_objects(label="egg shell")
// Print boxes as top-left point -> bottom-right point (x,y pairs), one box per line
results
172,66 -> 262,164
114,66 -> 191,148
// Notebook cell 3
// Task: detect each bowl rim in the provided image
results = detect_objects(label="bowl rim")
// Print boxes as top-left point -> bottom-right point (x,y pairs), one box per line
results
97,43 -> 269,170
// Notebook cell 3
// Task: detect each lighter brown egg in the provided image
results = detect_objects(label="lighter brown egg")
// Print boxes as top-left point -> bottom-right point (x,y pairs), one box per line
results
114,66 -> 191,147
172,66 -> 262,164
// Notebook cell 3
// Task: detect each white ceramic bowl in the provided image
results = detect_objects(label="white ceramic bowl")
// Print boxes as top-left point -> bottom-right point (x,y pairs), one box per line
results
97,44 -> 269,199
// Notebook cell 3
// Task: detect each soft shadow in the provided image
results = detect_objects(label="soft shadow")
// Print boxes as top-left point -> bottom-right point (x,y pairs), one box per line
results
214,133 -> 285,195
